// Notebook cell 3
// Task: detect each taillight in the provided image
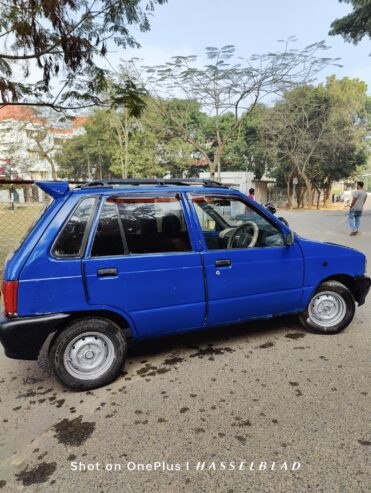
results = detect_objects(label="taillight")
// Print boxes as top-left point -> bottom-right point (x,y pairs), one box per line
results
2,281 -> 18,316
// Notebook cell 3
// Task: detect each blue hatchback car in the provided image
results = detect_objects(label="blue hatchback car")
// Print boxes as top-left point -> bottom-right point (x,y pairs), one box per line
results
1,179 -> 370,389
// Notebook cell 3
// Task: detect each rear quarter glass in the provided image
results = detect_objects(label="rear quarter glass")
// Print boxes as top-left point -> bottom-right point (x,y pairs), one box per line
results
51,196 -> 97,258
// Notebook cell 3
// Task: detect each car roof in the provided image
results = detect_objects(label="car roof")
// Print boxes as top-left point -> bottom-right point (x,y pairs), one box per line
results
73,185 -> 239,196
36,179 -> 241,199
74,178 -> 231,193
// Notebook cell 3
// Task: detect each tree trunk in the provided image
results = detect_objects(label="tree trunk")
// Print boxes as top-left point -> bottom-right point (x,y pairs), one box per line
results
212,147 -> 223,181
209,160 -> 217,180
302,175 -> 312,207
116,131 -> 125,179
43,152 -> 57,180
323,181 -> 332,207
296,186 -> 306,208
124,126 -> 128,178
296,187 -> 302,208
35,139 -> 57,180
123,112 -> 129,178
286,178 -> 293,209
311,188 -> 316,206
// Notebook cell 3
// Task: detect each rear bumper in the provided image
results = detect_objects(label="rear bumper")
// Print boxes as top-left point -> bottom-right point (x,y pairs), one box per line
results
354,275 -> 371,306
0,313 -> 69,360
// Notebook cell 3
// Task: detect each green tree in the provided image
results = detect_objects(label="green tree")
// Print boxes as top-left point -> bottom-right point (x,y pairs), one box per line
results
56,103 -> 198,179
221,105 -> 271,179
261,78 -> 369,208
106,102 -> 199,178
261,86 -> 332,206
134,42 -> 335,179
57,110 -> 116,179
0,0 -> 166,113
56,135 -> 93,180
142,97 -> 211,176
159,137 -> 200,177
313,77 -> 369,205
329,0 -> 371,44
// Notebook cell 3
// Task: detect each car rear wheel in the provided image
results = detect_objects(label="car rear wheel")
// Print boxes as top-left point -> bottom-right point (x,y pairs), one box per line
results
299,281 -> 355,334
49,318 -> 127,390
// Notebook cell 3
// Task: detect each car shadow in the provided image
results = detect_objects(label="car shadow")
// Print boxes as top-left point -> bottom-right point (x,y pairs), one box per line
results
127,314 -> 304,360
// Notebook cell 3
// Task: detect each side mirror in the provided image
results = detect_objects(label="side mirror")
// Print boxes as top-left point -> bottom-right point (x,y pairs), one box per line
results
283,230 -> 295,246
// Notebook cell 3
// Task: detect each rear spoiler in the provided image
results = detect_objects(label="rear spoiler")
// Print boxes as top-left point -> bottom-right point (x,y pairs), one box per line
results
35,181 -> 70,199
0,179 -> 72,199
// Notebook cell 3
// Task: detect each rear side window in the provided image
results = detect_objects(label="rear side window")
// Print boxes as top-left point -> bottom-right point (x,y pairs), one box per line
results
91,195 -> 192,256
91,202 -> 125,257
52,197 -> 96,257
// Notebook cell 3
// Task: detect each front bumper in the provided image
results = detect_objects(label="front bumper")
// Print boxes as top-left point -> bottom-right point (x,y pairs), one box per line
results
354,275 -> 371,306
0,313 -> 69,360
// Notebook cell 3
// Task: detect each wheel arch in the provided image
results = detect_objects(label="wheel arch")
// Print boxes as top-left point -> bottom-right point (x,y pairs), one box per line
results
318,274 -> 360,304
44,310 -> 134,359
65,310 -> 135,339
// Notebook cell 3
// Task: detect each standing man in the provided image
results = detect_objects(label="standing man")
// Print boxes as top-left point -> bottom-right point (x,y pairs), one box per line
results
349,181 -> 368,235
248,188 -> 255,201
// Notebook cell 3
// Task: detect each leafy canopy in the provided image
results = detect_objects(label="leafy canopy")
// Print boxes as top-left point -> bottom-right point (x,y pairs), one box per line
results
56,105 -> 198,179
136,41 -> 338,177
329,0 -> 371,44
260,77 -> 369,206
0,0 -> 166,113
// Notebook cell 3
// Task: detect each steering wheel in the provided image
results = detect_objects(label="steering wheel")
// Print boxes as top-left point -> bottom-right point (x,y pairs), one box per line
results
227,221 -> 259,249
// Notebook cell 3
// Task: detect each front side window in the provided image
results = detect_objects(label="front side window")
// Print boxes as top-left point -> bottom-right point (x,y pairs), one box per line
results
52,197 -> 96,257
91,195 -> 192,256
190,195 -> 284,250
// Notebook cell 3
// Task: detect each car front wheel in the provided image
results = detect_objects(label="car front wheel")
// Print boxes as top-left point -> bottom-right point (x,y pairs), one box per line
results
299,281 -> 355,334
49,318 -> 127,390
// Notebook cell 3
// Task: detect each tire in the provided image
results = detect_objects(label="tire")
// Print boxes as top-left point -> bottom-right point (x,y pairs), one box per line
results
299,281 -> 355,334
49,317 -> 127,390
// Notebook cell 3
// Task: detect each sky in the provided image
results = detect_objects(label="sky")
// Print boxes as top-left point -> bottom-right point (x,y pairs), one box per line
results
112,0 -> 370,91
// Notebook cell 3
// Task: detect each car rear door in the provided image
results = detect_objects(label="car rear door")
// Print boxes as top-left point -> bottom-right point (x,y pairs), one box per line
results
188,193 -> 304,326
82,193 -> 206,338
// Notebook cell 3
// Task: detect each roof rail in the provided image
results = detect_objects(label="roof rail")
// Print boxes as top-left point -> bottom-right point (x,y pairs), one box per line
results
79,178 -> 228,189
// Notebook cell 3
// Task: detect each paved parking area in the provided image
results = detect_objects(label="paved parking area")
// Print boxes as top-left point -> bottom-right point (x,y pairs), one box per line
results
0,205 -> 369,493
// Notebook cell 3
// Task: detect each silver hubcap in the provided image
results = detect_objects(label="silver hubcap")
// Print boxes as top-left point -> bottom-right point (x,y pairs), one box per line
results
308,291 -> 347,328
64,332 -> 115,380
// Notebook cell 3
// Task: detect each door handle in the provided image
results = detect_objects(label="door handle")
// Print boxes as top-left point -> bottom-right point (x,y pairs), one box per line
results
215,259 -> 231,267
97,268 -> 118,277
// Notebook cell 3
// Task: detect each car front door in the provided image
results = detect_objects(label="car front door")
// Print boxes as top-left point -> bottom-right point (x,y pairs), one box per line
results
188,193 -> 304,326
83,194 -> 205,338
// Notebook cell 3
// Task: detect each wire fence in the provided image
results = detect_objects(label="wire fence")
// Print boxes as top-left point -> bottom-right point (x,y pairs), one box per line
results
0,181 -> 52,275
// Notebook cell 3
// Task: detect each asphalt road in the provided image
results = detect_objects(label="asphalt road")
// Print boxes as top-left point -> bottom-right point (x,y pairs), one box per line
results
0,205 -> 370,493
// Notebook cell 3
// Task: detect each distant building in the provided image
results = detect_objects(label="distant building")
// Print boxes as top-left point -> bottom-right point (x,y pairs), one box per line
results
0,106 -> 86,180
